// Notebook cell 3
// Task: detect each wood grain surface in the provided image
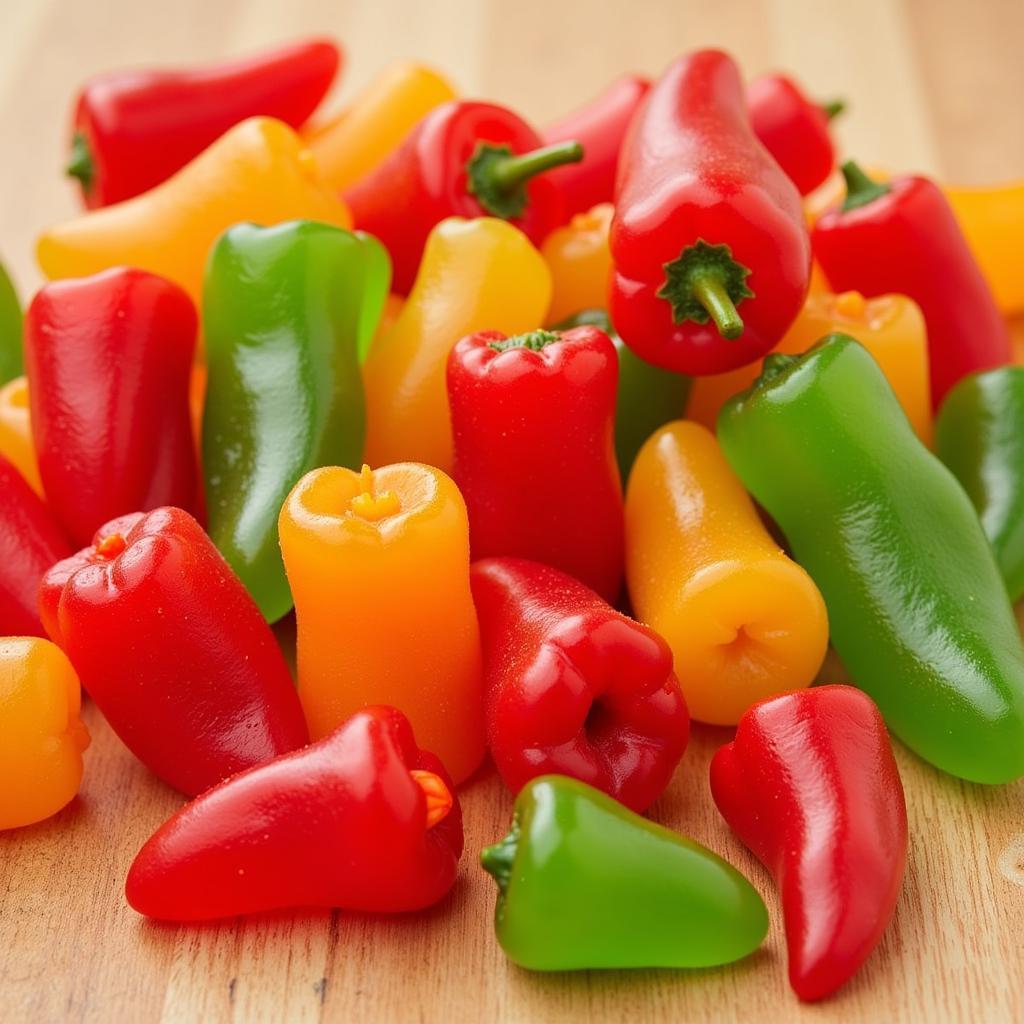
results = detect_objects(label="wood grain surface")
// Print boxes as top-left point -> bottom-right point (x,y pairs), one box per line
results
1,1 -> 1023,1022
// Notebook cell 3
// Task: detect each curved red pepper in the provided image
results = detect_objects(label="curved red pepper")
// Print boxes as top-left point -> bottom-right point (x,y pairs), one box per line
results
710,685 -> 908,1002
126,706 -> 463,921
66,38 -> 341,208
747,74 -> 840,196
345,100 -> 582,293
542,74 -> 650,218
40,507 -> 308,796
471,557 -> 689,812
812,163 -> 1011,407
610,49 -> 810,376
0,454 -> 70,637
448,326 -> 624,602
25,268 -> 200,548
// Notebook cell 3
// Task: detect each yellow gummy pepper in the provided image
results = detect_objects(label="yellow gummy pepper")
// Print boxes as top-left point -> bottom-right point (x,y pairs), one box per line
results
363,217 -> 551,472
0,637 -> 89,830
541,203 -> 613,324
625,421 -> 829,726
37,117 -> 350,305
305,61 -> 456,192
0,375 -> 42,494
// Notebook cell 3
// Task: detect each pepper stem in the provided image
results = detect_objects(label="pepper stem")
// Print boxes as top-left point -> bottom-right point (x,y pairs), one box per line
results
840,160 -> 891,212
66,131 -> 95,192
467,140 -> 583,220
692,274 -> 745,340
480,817 -> 520,895
821,99 -> 846,121
756,352 -> 801,388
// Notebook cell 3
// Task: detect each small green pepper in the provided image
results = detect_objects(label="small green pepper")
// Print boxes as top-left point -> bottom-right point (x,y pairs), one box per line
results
480,775 -> 768,971
0,259 -> 22,384
718,334 -> 1024,785
202,220 -> 389,622
936,367 -> 1024,604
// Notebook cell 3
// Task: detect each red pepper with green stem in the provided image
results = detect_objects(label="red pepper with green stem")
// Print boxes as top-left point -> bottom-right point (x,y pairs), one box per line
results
610,49 -> 810,376
66,38 -> 341,208
126,706 -> 462,921
345,101 -> 582,293
812,161 -> 1010,407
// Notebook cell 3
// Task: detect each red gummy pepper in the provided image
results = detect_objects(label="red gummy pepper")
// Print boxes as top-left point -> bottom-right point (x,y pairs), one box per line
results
40,507 -> 308,796
25,268 -> 200,548
126,706 -> 463,921
542,74 -> 650,218
345,100 -> 583,293
448,326 -> 624,602
66,38 -> 341,208
813,162 -> 1011,408
747,74 -> 842,196
610,49 -> 810,376
710,685 -> 908,1002
471,557 -> 689,812
0,454 -> 70,637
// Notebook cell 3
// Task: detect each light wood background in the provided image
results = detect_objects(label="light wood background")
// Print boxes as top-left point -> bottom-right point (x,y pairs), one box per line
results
1,1 -> 1023,1022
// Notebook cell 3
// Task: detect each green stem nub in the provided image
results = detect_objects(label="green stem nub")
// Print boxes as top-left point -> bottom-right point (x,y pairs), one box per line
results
467,140 -> 584,220
489,329 -> 561,352
821,98 -> 846,121
756,352 -> 801,388
840,160 -> 891,212
66,131 -> 95,192
480,824 -> 519,895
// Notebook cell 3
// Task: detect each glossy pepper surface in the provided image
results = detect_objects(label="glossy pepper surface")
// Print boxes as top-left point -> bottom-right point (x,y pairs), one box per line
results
39,117 -> 351,305
41,507 -> 308,796
66,38 -> 341,208
305,60 -> 456,192
481,775 -> 768,970
25,268 -> 199,548
541,75 -> 650,218
711,686 -> 907,1002
625,420 -> 828,725
364,217 -> 551,473
718,334 -> 1024,783
0,376 -> 42,494
610,49 -> 810,375
813,162 -> 1010,408
448,326 -> 624,600
279,463 -> 484,785
346,101 -> 580,294
126,707 -> 462,921
936,367 -> 1024,603
0,259 -> 21,384
540,202 -> 614,324
0,637 -> 89,831
203,221 -> 387,622
471,557 -> 688,812
0,455 -> 70,637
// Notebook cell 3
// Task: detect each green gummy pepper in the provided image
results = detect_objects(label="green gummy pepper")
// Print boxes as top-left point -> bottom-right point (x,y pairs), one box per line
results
202,220 -> 390,622
717,334 -> 1024,785
480,775 -> 768,971
0,259 -> 22,384
936,367 -> 1024,604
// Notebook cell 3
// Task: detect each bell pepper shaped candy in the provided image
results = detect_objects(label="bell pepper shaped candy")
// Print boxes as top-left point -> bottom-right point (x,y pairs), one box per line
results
625,420 -> 828,725
448,325 -> 624,601
812,162 -> 1010,408
364,217 -> 551,473
711,686 -> 908,1002
39,117 -> 351,305
0,637 -> 89,830
481,775 -> 768,970
0,455 -> 70,637
126,706 -> 462,921
937,367 -> 1024,603
66,38 -> 341,209
610,50 -> 810,376
0,376 -> 42,495
345,100 -> 581,294
471,557 -> 688,812
40,507 -> 308,796
24,268 -> 200,548
0,259 -> 21,384
202,221 -> 388,622
279,463 -> 485,784
718,335 -> 1024,784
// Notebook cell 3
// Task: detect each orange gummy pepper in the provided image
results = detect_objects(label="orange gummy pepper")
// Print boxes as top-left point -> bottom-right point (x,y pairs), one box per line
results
0,375 -> 42,495
363,217 -> 551,473
688,290 -> 932,444
37,117 -> 350,305
625,421 -> 829,726
0,637 -> 90,830
540,203 -> 614,324
279,462 -> 485,784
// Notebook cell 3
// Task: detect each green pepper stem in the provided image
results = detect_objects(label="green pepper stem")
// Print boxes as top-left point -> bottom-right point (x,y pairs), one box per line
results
692,274 -> 745,340
65,131 -> 95,191
490,141 -> 583,192
480,827 -> 519,895
821,99 -> 846,121
840,160 -> 891,212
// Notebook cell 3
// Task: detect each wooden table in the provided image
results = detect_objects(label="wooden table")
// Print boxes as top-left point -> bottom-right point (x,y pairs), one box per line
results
1,1 -> 1023,1021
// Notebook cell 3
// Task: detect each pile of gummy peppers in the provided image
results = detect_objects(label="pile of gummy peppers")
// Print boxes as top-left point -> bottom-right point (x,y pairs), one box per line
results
2,36 -> 1024,1005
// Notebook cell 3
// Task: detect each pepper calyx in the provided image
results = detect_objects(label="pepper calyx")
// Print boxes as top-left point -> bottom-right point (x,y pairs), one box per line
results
466,140 -> 583,220
755,352 -> 801,388
66,131 -> 95,193
840,160 -> 891,212
480,815 -> 520,895
489,329 -> 561,353
657,240 -> 753,340
821,99 -> 846,121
